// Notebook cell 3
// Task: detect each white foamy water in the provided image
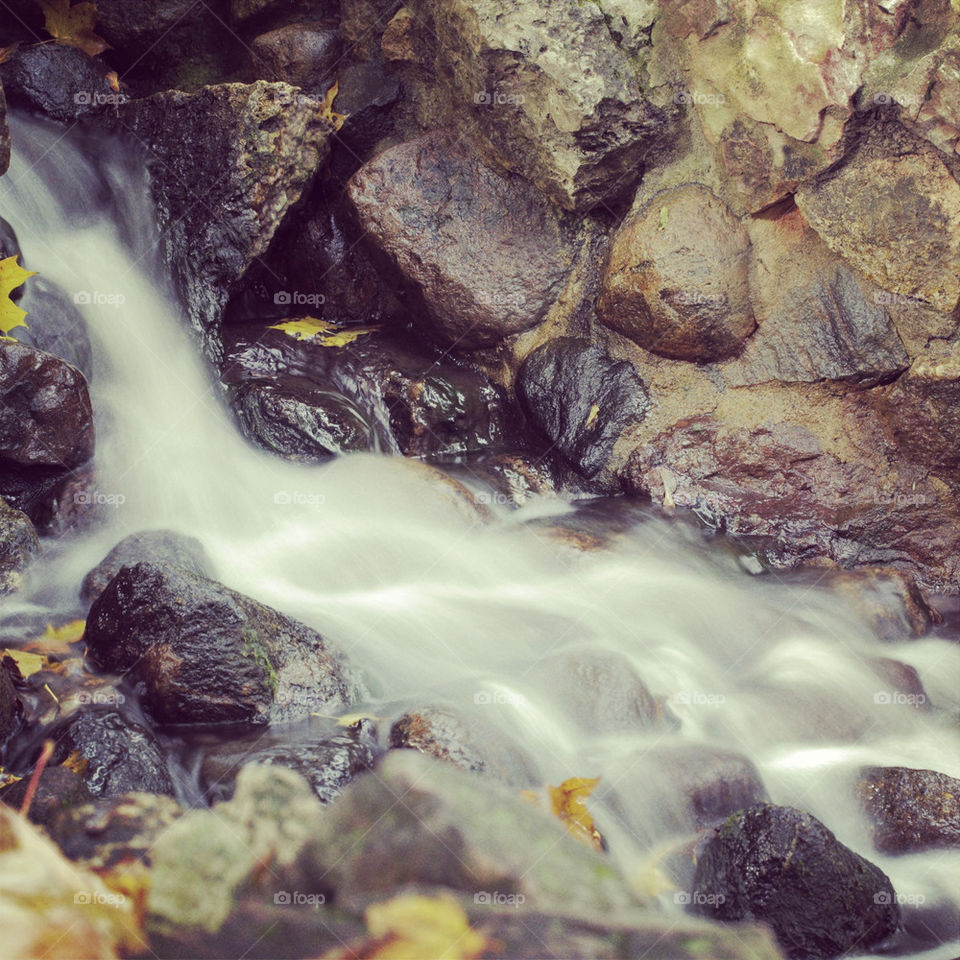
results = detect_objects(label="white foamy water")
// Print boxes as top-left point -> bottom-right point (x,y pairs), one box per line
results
2,114 -> 958,958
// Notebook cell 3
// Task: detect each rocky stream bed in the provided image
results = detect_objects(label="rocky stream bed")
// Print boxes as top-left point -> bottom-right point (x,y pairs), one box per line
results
0,1 -> 959,958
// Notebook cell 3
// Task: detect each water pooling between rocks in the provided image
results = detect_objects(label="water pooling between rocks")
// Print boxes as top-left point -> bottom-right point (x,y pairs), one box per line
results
0,115 -> 959,960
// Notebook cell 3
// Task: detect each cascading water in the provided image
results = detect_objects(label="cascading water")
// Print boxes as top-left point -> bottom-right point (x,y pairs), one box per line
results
2,113 -> 959,959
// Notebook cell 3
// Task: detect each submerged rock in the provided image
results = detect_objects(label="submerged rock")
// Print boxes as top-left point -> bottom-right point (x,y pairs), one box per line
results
50,709 -> 176,798
0,497 -> 39,595
0,341 -> 94,517
84,562 -> 364,726
348,129 -> 571,349
858,766 -> 960,855
691,803 -> 899,959
0,766 -> 93,825
81,528 -> 215,606
15,277 -> 94,381
111,82 -> 336,360
518,337 -> 650,478
598,184 -> 756,362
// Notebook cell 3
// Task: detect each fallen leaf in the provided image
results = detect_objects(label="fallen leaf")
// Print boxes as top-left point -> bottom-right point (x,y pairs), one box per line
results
269,316 -> 377,347
324,893 -> 491,959
24,619 -> 86,656
320,80 -> 348,132
61,750 -> 90,777
34,0 -> 110,57
309,710 -> 383,727
657,206 -> 669,230
106,69 -> 119,92
585,403 -> 600,429
2,649 -> 46,680
0,256 -> 38,338
548,776 -> 605,852
0,43 -> 20,65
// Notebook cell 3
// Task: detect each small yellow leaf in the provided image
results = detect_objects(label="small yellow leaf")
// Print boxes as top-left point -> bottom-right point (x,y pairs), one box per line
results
320,80 -> 348,132
269,316 -> 377,347
106,69 -> 120,92
365,894 -> 489,960
548,776 -> 605,852
0,255 -> 38,337
585,403 -> 600,428
2,649 -> 46,679
62,750 -> 90,776
25,619 -> 86,656
335,711 -> 382,727
34,0 -> 110,57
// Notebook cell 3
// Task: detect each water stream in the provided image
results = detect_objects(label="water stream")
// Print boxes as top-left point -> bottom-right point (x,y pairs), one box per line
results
2,114 -> 959,958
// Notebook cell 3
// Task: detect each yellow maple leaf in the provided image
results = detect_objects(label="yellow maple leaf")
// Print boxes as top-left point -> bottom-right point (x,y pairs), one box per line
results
269,316 -> 377,347
0,255 -> 38,338
548,776 -> 605,852
324,894 -> 490,960
25,619 -> 86,656
34,0 -> 110,57
2,648 -> 47,679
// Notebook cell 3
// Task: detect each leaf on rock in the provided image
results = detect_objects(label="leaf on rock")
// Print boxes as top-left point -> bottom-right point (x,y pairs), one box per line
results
2,649 -> 46,680
34,0 -> 110,56
0,256 -> 38,338
269,316 -> 377,347
320,81 -> 348,132
325,893 -> 491,959
548,776 -> 605,852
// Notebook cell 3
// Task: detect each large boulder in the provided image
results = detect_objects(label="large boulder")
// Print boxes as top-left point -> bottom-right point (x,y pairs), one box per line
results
0,341 -> 94,517
518,337 -> 650,478
348,129 -> 571,349
83,562 -> 365,726
691,804 -> 899,959
81,529 -> 215,606
15,277 -> 94,381
795,123 -> 960,316
857,766 -> 960,854
406,0 -> 677,211
597,184 -> 756,362
111,82 -> 336,360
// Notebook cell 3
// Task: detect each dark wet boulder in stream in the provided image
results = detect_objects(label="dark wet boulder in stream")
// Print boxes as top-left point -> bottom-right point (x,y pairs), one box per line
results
690,803 -> 899,959
15,277 -> 94,382
857,766 -> 960,854
80,528 -> 215,606
84,562 -> 365,726
0,496 -> 39,595
0,766 -> 94,825
347,128 -> 572,349
518,337 -> 651,478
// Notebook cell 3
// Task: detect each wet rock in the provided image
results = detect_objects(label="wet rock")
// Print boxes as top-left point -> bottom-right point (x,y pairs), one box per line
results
0,341 -> 95,517
858,766 -> 960,855
81,528 -> 215,606
795,124 -> 960,315
598,185 -> 756,362
201,728 -> 378,804
609,744 -> 768,844
348,129 -> 571,349
49,709 -> 176,798
84,562 -> 364,726
876,344 -> 960,475
339,0 -> 402,60
111,82 -> 336,360
0,80 -> 8,177
726,205 -> 909,386
298,751 -> 638,911
147,765 -> 328,942
15,277 -> 94,381
388,706 -> 535,786
0,497 -> 39,595
530,650 -> 660,734
232,0 -> 338,30
0,766 -> 94,825
249,22 -> 341,89
47,791 -> 183,868
518,337 -> 650,478
0,43 -> 119,123
467,453 -> 558,508
222,325 -> 516,460
232,378 -> 374,462
0,661 -> 23,749
824,567 -> 939,641
868,658 -> 931,710
0,215 -> 21,274
407,0 -> 675,211
690,803 -> 899,960
94,0 -> 200,51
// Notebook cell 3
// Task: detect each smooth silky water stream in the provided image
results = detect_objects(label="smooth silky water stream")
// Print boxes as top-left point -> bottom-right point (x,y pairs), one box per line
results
2,115 -> 959,958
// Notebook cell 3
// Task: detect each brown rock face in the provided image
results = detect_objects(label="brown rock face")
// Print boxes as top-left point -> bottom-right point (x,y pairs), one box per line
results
597,184 -> 755,362
348,129 -> 571,349
858,766 -> 960,854
249,22 -> 341,89
795,124 -> 960,315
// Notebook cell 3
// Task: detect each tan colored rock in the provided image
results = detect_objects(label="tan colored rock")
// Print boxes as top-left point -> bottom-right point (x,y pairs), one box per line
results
597,184 -> 755,362
381,7 -> 420,62
795,125 -> 960,314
